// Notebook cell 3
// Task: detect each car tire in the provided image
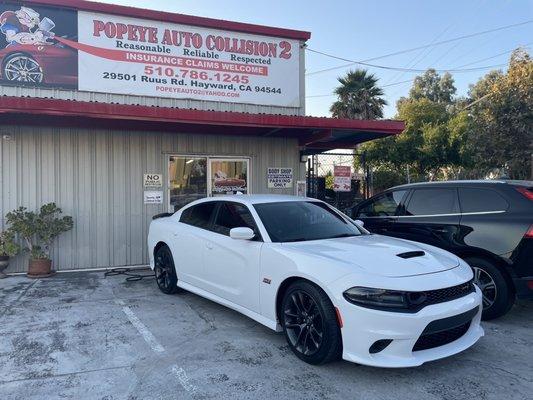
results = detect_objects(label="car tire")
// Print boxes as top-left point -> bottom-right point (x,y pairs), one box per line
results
466,256 -> 515,320
3,53 -> 44,83
281,280 -> 342,365
154,245 -> 180,295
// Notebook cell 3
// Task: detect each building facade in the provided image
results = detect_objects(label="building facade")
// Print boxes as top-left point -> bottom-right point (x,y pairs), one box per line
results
0,0 -> 403,272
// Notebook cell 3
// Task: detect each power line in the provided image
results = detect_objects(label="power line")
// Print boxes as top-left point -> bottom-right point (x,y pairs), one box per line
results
305,20 -> 532,76
305,43 -> 523,99
306,48 -> 507,74
454,44 -> 531,68
306,79 -> 414,98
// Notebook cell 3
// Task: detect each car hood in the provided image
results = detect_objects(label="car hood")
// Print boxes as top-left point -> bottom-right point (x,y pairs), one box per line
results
280,234 -> 460,278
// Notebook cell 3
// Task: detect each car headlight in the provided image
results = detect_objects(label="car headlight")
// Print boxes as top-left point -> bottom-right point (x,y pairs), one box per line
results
343,287 -> 426,310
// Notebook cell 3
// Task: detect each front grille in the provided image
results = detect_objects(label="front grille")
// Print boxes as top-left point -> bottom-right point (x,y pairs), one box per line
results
404,280 -> 475,312
424,280 -> 476,306
413,321 -> 471,351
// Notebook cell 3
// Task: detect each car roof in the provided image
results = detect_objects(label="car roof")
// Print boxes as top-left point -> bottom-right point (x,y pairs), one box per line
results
391,179 -> 533,190
184,194 -> 319,208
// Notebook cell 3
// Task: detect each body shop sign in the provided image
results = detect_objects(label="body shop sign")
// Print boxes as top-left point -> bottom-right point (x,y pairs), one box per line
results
0,3 -> 300,107
267,167 -> 293,189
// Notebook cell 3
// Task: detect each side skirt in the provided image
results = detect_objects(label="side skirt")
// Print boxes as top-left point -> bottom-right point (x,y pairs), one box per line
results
177,280 -> 278,331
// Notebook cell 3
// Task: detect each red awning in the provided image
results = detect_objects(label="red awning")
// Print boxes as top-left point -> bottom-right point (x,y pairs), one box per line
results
0,96 -> 404,153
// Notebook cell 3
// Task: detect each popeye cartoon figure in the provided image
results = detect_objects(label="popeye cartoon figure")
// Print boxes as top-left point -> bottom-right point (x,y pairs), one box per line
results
0,6 -> 55,47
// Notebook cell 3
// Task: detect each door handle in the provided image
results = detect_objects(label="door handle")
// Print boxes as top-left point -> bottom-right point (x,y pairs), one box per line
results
205,243 -> 213,250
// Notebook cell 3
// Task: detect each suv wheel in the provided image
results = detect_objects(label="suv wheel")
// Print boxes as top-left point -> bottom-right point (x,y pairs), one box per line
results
466,256 -> 514,320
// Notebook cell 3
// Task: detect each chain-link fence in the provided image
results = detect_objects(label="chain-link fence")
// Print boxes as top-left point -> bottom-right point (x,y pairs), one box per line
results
306,152 -> 369,215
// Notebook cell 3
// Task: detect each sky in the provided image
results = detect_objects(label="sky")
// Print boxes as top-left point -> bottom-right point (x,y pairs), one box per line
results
97,0 -> 532,118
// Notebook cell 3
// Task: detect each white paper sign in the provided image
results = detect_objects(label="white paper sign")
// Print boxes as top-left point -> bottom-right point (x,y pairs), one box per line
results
267,167 -> 293,189
143,173 -> 162,187
333,166 -> 351,192
77,11 -> 300,107
296,180 -> 307,197
144,190 -> 163,204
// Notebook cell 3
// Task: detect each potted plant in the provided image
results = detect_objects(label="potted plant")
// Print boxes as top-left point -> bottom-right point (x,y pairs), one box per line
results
0,229 -> 20,278
6,203 -> 73,278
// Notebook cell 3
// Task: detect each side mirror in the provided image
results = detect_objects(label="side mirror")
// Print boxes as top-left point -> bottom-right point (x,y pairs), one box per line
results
229,227 -> 255,240
354,219 -> 364,227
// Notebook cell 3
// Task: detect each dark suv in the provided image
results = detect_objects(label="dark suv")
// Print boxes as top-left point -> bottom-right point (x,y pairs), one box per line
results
351,180 -> 533,320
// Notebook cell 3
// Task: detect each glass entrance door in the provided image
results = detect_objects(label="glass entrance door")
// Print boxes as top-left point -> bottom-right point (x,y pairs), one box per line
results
168,156 -> 251,212
168,156 -> 207,212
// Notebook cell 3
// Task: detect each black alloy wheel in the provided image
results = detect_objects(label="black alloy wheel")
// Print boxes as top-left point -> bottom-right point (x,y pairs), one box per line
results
154,245 -> 179,294
284,290 -> 324,356
281,281 -> 342,364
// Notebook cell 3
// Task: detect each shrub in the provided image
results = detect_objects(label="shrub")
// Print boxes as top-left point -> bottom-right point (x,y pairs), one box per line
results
6,203 -> 73,260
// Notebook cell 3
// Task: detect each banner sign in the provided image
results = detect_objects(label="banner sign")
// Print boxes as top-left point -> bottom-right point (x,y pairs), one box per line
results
267,167 -> 293,189
333,166 -> 351,192
0,2 -> 300,107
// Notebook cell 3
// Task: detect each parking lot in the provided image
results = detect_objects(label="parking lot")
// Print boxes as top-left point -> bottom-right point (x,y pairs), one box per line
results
0,270 -> 531,400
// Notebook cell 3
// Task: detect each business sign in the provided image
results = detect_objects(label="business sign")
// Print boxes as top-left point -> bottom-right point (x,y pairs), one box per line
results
144,190 -> 163,204
143,173 -> 162,187
333,166 -> 351,192
0,2 -> 300,107
267,167 -> 293,189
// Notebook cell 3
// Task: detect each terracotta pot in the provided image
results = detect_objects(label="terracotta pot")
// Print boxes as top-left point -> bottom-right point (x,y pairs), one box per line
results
27,258 -> 54,278
0,255 -> 9,279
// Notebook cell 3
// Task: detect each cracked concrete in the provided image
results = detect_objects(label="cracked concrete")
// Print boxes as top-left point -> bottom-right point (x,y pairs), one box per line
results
0,271 -> 531,400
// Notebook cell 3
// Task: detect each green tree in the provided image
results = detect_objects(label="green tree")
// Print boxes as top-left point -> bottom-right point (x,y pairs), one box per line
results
357,69 -> 469,182
408,68 -> 456,103
467,49 -> 533,179
330,69 -> 387,119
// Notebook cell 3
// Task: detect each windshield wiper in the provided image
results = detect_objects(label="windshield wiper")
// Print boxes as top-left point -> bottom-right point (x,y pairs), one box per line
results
283,238 -> 309,243
328,233 -> 358,239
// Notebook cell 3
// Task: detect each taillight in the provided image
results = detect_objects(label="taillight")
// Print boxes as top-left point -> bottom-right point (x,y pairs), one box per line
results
525,225 -> 533,239
516,187 -> 533,202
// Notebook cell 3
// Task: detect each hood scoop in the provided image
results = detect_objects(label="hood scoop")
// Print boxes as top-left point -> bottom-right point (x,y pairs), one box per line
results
397,251 -> 426,259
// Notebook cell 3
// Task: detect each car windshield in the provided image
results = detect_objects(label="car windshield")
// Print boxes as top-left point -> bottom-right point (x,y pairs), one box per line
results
253,201 -> 363,243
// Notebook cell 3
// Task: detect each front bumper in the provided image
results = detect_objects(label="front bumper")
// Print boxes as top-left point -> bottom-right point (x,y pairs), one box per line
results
338,287 -> 483,368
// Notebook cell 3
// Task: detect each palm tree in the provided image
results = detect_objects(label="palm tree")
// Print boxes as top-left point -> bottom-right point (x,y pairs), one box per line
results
330,69 -> 387,120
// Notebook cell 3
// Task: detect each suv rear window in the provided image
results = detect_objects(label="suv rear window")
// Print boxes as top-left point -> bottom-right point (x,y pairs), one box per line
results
405,188 -> 458,216
180,202 -> 217,230
459,188 -> 509,213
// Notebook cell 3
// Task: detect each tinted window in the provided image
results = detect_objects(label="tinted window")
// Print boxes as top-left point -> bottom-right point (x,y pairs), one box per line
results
213,202 -> 259,237
358,190 -> 407,217
254,201 -> 362,243
180,202 -> 217,230
459,188 -> 508,213
405,188 -> 458,216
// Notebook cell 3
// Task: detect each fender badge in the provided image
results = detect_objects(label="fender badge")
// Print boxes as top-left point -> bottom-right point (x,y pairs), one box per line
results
262,278 -> 271,284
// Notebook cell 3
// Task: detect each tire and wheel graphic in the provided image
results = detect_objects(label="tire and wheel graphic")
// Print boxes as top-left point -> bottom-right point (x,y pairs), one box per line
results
3,53 -> 44,83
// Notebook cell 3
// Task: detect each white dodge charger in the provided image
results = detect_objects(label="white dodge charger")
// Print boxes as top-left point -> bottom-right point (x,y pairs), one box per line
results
148,195 -> 483,367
